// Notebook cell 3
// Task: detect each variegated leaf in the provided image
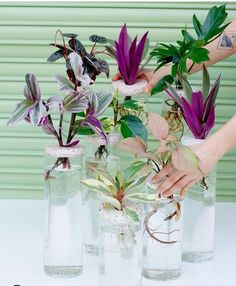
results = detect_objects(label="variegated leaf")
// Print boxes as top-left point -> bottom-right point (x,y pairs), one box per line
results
126,193 -> 158,203
123,207 -> 140,222
54,74 -> 74,93
7,99 -> 33,125
148,112 -> 169,140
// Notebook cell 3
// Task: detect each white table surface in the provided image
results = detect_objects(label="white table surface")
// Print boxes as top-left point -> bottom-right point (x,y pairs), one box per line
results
0,200 -> 236,286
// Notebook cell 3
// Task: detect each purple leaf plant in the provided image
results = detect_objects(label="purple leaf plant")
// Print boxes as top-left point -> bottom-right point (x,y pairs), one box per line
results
165,66 -> 221,139
115,24 -> 148,85
7,73 -> 113,147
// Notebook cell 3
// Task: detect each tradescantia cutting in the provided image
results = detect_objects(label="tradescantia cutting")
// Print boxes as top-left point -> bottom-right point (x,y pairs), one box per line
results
7,30 -> 114,147
165,65 -> 221,139
115,24 -> 149,85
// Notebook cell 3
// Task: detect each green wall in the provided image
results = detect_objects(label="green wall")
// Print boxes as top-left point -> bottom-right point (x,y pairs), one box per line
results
0,2 -> 236,200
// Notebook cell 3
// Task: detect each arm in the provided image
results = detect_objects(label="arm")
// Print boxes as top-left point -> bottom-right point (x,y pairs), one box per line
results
152,115 -> 236,197
143,19 -> 236,93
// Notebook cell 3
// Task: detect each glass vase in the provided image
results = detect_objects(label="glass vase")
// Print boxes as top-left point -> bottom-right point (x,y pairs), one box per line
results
181,136 -> 216,263
44,145 -> 84,277
99,207 -> 142,286
142,179 -> 182,280
83,133 -> 120,255
112,78 -> 149,108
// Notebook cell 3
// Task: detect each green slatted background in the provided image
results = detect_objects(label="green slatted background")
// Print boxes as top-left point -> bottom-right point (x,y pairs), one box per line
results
0,2 -> 236,200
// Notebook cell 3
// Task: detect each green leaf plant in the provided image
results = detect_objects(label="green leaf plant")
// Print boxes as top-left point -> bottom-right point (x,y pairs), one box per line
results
150,4 -> 229,94
117,111 -> 203,243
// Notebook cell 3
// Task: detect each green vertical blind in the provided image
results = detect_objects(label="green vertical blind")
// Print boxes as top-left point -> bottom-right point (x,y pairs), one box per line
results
0,2 -> 236,200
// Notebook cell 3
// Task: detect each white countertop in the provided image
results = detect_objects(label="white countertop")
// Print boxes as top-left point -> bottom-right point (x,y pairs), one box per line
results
0,200 -> 236,286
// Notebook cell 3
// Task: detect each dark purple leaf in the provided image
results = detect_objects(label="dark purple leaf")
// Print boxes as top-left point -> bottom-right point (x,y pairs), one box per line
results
47,49 -> 64,62
191,91 -> 204,121
84,115 -> 108,144
129,36 -> 137,69
181,97 -> 202,138
118,24 -> 130,75
129,32 -> 148,84
39,116 -> 56,136
115,41 -> 129,83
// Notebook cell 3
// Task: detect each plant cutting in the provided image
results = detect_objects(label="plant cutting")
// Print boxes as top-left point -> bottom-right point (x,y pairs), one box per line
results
150,4 -> 229,93
111,23 -> 150,99
7,30 -> 114,278
82,160 -> 157,286
118,111 -> 202,280
164,66 -> 220,263
165,65 -> 221,140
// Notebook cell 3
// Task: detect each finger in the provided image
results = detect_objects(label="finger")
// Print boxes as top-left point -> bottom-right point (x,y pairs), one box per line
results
180,179 -> 198,197
112,73 -> 122,81
144,79 -> 157,93
152,163 -> 174,183
157,171 -> 186,195
162,175 -> 198,198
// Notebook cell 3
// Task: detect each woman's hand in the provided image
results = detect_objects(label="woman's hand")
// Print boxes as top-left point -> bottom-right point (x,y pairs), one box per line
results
152,139 -> 222,197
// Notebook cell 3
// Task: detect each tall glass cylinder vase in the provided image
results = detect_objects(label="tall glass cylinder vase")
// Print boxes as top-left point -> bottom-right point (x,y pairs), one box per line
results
83,133 -> 120,255
44,145 -> 84,277
142,180 -> 182,280
181,136 -> 216,262
99,208 -> 142,286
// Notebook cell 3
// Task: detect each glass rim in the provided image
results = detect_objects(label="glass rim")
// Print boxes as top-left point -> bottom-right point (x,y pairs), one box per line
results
45,144 -> 84,157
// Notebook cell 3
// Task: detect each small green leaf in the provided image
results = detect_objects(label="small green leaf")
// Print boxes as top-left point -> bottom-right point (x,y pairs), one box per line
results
188,47 -> 209,64
120,115 -> 148,141
125,175 -> 148,193
151,75 -> 174,94
202,64 -> 210,99
105,45 -> 117,59
123,207 -> 140,222
177,73 -> 193,101
124,161 -> 146,181
120,100 -> 144,112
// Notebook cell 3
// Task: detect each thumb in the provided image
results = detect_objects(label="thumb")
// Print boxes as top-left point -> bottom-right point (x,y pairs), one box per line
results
144,78 -> 158,93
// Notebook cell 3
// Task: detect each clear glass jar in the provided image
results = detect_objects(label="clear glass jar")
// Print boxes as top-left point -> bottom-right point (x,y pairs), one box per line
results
44,145 -> 84,277
181,136 -> 216,263
142,179 -> 182,280
99,208 -> 142,286
83,133 -> 120,255
112,79 -> 149,108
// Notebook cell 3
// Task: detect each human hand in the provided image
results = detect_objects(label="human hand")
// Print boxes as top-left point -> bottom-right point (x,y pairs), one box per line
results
151,139 -> 221,197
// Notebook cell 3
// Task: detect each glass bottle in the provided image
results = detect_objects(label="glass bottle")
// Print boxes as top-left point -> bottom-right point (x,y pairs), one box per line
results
142,179 -> 183,280
99,207 -> 142,286
181,136 -> 216,262
44,145 -> 84,277
83,133 -> 120,255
